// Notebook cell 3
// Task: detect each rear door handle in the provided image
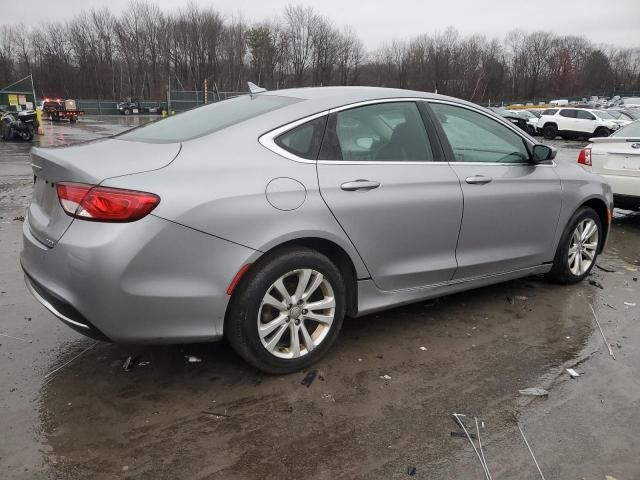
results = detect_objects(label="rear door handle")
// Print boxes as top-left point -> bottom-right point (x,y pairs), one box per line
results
465,175 -> 493,185
340,180 -> 381,191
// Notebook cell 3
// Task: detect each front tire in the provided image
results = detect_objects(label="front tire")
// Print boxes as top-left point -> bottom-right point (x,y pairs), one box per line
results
543,124 -> 557,140
226,247 -> 346,374
548,207 -> 602,284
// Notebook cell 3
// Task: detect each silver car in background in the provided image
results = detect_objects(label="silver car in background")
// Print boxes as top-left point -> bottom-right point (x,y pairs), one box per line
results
21,87 -> 612,373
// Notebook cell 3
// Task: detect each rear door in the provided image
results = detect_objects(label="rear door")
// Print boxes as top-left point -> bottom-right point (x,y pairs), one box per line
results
558,108 -> 578,132
316,100 -> 463,291
575,109 -> 597,135
427,101 -> 562,279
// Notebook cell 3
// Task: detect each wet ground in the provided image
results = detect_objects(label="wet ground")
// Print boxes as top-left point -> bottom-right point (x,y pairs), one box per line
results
1,118 -> 639,479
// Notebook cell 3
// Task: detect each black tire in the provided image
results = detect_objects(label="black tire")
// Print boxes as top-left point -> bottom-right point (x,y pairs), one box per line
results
69,116 -> 77,124
548,206 -> 602,284
22,129 -> 33,142
526,125 -> 535,135
594,128 -> 610,137
543,124 -> 557,140
123,108 -> 131,116
226,247 -> 346,374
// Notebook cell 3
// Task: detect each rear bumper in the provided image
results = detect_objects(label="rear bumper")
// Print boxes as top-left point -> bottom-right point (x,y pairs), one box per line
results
21,214 -> 259,343
601,173 -> 640,199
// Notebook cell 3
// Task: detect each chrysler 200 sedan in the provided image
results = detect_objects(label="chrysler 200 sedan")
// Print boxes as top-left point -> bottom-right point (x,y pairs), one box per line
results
21,87 -> 613,373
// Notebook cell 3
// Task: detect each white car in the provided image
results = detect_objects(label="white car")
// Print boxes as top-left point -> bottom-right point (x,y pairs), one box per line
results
578,121 -> 640,210
538,107 -> 620,140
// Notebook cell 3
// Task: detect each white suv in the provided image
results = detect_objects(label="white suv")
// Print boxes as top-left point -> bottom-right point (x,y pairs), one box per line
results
537,108 -> 620,140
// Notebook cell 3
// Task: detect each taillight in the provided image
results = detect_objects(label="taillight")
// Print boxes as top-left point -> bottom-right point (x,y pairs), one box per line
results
56,182 -> 160,222
577,147 -> 592,166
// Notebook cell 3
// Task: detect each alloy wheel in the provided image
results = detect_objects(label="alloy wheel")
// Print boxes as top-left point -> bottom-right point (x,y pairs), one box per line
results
257,269 -> 335,359
568,218 -> 598,276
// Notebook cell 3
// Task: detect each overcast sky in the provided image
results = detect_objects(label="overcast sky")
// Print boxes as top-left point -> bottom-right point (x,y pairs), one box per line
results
4,0 -> 639,49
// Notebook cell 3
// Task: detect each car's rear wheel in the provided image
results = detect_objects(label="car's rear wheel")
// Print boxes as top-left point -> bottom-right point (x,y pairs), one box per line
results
543,124 -> 557,140
548,206 -> 601,284
226,247 -> 346,374
594,127 -> 610,137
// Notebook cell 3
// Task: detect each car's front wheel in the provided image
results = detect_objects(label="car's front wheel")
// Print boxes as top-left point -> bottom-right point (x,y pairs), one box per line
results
549,207 -> 602,284
543,124 -> 557,140
226,247 -> 346,374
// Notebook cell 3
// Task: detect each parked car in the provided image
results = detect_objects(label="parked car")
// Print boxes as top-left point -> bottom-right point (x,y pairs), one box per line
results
488,108 -> 531,134
117,99 -> 163,115
578,121 -> 640,210
606,109 -> 639,122
41,98 -> 83,123
21,86 -> 612,373
537,107 -> 620,139
516,110 -> 540,135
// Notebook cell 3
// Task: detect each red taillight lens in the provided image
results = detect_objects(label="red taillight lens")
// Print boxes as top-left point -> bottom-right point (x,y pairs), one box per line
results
577,147 -> 592,166
56,182 -> 160,222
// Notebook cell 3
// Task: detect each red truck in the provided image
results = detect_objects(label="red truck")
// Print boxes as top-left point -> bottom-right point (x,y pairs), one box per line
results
40,98 -> 84,123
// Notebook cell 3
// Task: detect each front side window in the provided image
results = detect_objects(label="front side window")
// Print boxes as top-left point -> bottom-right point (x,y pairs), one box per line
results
275,116 -> 327,160
430,103 -> 530,163
319,102 -> 434,161
576,110 -> 595,120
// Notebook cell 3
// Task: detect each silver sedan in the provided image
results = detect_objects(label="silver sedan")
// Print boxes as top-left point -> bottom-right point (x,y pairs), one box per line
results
21,87 -> 613,373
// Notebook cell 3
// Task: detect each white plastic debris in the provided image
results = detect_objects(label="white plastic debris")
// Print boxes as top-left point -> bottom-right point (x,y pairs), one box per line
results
566,368 -> 581,378
380,374 -> 392,380
519,387 -> 549,397
515,295 -> 529,301
185,355 -> 202,363
624,302 -> 636,307
419,346 -> 427,351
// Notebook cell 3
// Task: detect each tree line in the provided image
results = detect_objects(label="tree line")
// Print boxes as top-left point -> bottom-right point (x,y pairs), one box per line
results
1,2 -> 639,103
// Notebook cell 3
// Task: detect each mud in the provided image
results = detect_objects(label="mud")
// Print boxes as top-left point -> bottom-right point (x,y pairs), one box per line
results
0,118 -> 638,479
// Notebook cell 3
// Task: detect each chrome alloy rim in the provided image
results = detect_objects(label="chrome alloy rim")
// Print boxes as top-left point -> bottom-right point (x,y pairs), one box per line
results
568,219 -> 599,276
258,269 -> 335,359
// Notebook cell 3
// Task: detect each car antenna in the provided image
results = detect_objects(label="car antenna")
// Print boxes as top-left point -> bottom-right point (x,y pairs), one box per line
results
248,82 -> 267,97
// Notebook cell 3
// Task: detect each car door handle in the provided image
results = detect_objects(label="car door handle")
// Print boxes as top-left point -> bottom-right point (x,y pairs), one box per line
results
340,180 -> 381,191
465,175 -> 493,185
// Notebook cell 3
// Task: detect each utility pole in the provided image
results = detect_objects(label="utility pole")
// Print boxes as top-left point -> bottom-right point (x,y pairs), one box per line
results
204,79 -> 208,104
167,77 -> 171,114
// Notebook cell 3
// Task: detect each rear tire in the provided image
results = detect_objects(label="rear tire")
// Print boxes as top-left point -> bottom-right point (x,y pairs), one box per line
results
225,247 -> 346,374
543,124 -> 557,140
548,207 -> 602,284
594,128 -> 610,137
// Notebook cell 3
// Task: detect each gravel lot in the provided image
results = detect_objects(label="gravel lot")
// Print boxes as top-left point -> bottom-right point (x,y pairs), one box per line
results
1,116 -> 638,479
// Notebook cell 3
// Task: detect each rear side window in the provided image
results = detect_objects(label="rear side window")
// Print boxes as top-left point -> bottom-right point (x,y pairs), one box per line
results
119,94 -> 301,143
559,109 -> 576,118
542,109 -> 558,115
319,102 -> 434,161
275,116 -> 327,160
576,110 -> 595,120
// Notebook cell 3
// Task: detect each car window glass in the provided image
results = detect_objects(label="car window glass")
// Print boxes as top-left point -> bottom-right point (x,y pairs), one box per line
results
560,109 -> 576,118
430,103 -> 530,163
119,94 -> 301,143
320,102 -> 434,161
542,109 -> 558,115
611,121 -> 640,137
576,110 -> 595,120
275,116 -> 327,160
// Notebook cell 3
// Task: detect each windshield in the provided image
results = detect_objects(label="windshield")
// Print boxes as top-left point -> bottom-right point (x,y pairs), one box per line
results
119,94 -> 301,143
593,110 -> 614,120
611,121 -> 640,138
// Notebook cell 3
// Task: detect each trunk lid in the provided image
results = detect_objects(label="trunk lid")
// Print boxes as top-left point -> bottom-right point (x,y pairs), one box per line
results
28,139 -> 180,247
591,138 -> 640,178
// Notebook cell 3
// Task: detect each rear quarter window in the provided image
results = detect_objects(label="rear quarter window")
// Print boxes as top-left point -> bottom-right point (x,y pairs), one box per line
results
542,109 -> 558,115
119,94 -> 301,143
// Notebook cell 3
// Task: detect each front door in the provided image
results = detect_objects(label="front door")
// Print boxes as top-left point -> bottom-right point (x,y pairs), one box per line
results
317,101 -> 464,291
428,102 -> 563,279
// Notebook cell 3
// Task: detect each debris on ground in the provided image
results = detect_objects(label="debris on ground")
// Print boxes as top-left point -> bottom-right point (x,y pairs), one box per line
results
185,355 -> 202,363
625,266 -> 638,272
566,368 -> 581,378
0,332 -> 32,343
624,302 -> 636,307
301,370 -> 318,387
589,305 -> 616,360
122,356 -> 136,372
519,388 -> 549,397
506,296 -> 515,305
201,410 -> 230,418
588,279 -> 605,289
451,431 -> 477,439
605,475 -> 619,480
406,466 -> 417,476
514,417 -> 547,480
380,374 -> 392,380
515,295 -> 528,301
605,303 -> 617,310
595,264 -> 616,273
44,342 -> 98,380
138,361 -> 151,367
451,414 -> 492,480
419,346 -> 427,351
12,215 -> 24,222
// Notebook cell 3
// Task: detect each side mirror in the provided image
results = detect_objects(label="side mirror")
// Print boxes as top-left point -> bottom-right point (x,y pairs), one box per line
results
532,144 -> 556,162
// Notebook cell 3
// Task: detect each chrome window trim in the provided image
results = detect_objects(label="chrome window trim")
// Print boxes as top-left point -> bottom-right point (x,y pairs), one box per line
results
258,96 -> 555,167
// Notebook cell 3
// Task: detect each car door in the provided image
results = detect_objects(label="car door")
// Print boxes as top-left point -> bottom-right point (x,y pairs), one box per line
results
316,100 -> 464,291
558,108 -> 578,133
427,101 -> 563,279
575,109 -> 596,134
